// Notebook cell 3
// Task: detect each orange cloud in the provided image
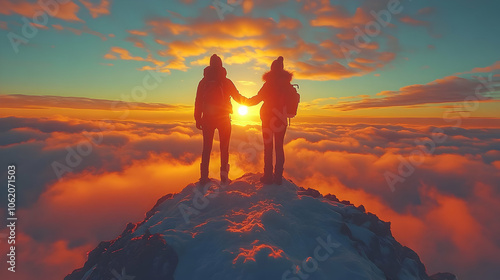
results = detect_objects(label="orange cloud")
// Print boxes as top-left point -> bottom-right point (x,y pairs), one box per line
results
421,186 -> 497,263
79,0 -> 111,18
310,6 -> 372,29
0,94 -> 188,111
30,22 -> 48,29
0,232 -> 92,280
106,46 -> 145,61
9,157 -> 201,279
293,61 -> 360,81
277,15 -> 302,29
2,115 -> 500,279
52,24 -> 64,30
0,0 -> 83,22
464,61 -> 500,74
399,15 -> 429,26
66,25 -> 107,40
330,75 -> 497,110
110,7 -> 403,80
51,24 -> 108,40
128,29 -> 148,36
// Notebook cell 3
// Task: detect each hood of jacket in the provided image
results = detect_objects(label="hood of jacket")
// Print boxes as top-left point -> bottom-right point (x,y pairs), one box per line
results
262,69 -> 293,83
204,66 -> 227,80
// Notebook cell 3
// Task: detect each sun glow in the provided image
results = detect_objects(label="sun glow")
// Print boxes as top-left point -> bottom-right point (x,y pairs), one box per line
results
238,105 -> 248,116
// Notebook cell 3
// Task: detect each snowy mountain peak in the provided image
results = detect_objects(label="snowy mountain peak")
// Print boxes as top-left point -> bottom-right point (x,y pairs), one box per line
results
66,173 -> 455,280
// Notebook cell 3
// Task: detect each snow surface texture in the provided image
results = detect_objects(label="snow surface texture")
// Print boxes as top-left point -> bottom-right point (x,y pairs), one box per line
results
67,173 -> 455,280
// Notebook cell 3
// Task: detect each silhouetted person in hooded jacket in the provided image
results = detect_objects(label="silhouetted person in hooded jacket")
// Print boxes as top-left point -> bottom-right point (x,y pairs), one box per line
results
247,56 -> 293,185
195,54 -> 247,184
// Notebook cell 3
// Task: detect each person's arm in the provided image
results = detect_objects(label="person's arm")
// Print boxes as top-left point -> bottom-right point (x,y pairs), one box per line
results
225,79 -> 248,105
246,83 -> 266,106
194,79 -> 204,129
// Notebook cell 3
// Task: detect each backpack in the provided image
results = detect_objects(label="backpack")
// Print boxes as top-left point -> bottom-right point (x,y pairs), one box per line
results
284,83 -> 300,118
202,79 -> 226,118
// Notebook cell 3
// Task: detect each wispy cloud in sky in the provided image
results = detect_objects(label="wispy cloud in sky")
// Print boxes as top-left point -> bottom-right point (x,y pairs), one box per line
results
329,73 -> 500,111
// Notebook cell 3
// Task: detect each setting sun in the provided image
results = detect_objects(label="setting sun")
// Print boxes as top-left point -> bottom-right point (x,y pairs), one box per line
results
238,105 -> 248,116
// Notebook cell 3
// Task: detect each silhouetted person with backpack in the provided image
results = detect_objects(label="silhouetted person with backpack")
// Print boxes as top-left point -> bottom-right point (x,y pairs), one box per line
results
195,54 -> 247,185
246,56 -> 299,185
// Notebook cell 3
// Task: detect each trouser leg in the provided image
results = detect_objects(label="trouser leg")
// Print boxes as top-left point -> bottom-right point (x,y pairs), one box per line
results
262,121 -> 274,180
201,124 -> 215,182
218,118 -> 231,182
274,126 -> 286,183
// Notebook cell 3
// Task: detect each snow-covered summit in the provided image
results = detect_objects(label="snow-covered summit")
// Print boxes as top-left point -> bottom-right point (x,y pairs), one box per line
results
66,173 -> 455,280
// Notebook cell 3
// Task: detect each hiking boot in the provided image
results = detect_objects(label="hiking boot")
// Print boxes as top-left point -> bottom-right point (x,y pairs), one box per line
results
199,177 -> 211,186
220,164 -> 231,184
273,174 -> 283,185
274,166 -> 284,185
260,173 -> 274,184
